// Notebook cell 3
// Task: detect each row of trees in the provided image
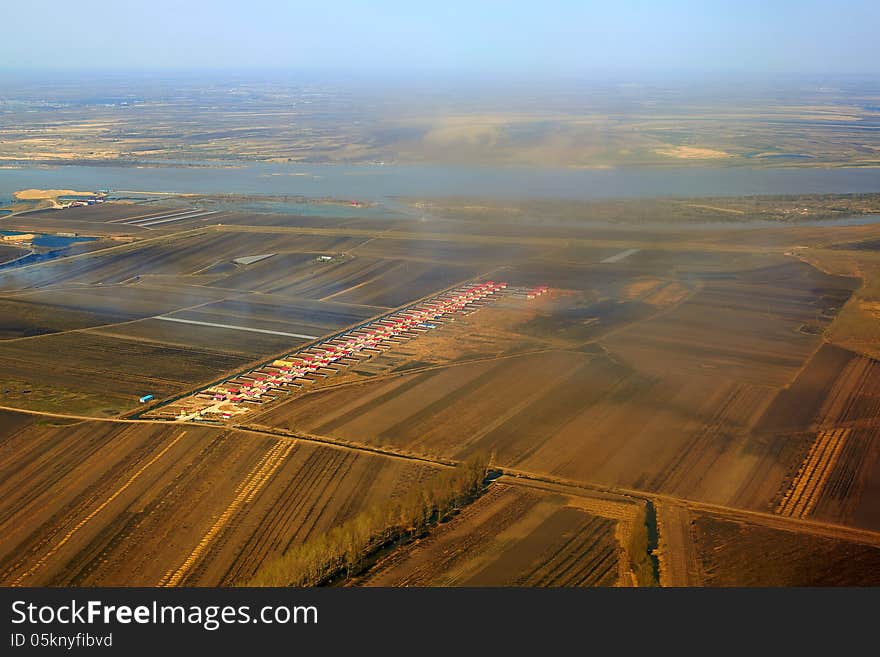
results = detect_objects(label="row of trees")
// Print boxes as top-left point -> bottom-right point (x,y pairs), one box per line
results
247,455 -> 489,587
627,500 -> 659,587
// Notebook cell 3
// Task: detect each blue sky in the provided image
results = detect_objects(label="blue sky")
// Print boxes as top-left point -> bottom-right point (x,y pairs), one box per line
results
3,0 -> 878,75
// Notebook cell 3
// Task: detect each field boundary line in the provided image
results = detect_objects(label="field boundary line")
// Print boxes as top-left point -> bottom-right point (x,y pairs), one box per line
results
153,315 -> 320,339
498,469 -> 880,547
236,424 -> 456,468
654,502 -> 703,587
104,208 -> 198,224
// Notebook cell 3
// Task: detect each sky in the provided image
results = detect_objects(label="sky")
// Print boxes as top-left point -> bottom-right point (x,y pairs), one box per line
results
2,0 -> 879,76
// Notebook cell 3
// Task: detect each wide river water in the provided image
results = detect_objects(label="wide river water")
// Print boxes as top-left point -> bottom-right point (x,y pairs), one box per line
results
1,163 -> 879,202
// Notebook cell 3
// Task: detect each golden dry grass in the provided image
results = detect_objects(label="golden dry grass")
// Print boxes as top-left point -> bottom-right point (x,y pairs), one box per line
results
654,146 -> 732,159
13,188 -> 93,200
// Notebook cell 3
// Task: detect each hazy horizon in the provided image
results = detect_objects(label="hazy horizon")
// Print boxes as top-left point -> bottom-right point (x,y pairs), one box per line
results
3,1 -> 880,76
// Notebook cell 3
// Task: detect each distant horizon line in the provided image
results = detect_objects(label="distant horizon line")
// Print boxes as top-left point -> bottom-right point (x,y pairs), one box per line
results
0,67 -> 878,80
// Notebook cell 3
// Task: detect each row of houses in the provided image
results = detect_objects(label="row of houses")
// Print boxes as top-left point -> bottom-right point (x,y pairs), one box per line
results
173,280 -> 509,421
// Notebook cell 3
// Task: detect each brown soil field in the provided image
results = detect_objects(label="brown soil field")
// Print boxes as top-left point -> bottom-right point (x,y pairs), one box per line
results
604,261 -> 857,386
596,249 -> 784,276
2,195 -> 879,587
0,222 -> 471,415
0,412 -> 438,586
776,428 -> 850,519
1,203 -> 192,236
281,299 -> 556,392
9,203 -> 237,235
0,297 -> 131,339
202,252 -> 368,294
350,237 -> 542,267
792,247 -> 880,359
409,196 -> 880,232
165,295 -> 385,338
0,332 -> 253,416
815,352 -> 880,431
755,343 -> 857,433
0,243 -> 26,265
690,513 -> 880,586
0,215 -> 147,238
322,259 -> 480,307
502,249 -> 786,291
0,283 -> 232,339
352,302 -> 551,373
208,252 -> 478,306
358,482 -> 635,586
811,427 -> 880,531
250,254 -> 864,516
208,211 -> 373,230
253,350 -> 589,458
0,230 -> 371,291
250,348 -> 772,507
0,408 -> 40,435
513,293 -> 659,343
760,346 -> 880,529
832,238 -> 880,251
12,204 -> 398,237
86,317 -> 298,359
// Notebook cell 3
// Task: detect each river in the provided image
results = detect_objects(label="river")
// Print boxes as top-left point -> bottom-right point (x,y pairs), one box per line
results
1,162 -> 879,202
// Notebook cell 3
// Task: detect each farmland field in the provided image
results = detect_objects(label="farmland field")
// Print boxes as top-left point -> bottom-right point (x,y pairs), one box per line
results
86,317 -> 299,359
252,347 -> 782,505
359,482 -> 639,587
247,240 -> 875,524
762,345 -> 880,530
0,283 -> 232,339
0,331 -> 253,416
690,513 -> 880,586
0,410 -> 438,586
1,194 -> 880,587
163,295 -> 385,340
0,243 -> 25,265
212,253 -> 478,306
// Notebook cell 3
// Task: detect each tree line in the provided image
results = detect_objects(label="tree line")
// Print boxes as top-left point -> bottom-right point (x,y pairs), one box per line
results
247,455 -> 489,587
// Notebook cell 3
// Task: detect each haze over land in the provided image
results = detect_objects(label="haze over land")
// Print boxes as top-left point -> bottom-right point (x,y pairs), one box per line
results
1,1 -> 878,169
1,73 -> 878,168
